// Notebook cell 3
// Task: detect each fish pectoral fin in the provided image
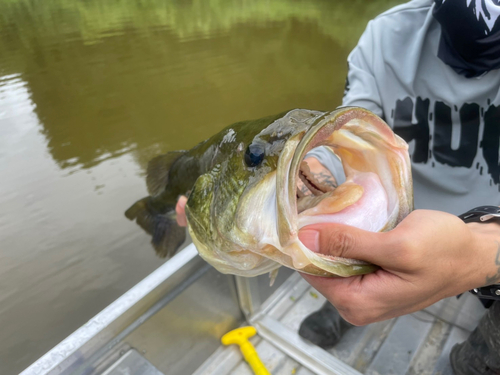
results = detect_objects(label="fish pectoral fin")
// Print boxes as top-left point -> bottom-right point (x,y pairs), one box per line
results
125,197 -> 186,258
269,267 -> 280,287
146,151 -> 187,197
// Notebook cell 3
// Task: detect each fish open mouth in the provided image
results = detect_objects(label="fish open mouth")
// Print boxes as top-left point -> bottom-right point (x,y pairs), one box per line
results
276,107 -> 412,248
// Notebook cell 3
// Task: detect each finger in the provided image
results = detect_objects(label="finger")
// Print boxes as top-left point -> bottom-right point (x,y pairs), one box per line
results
300,269 -> 413,325
175,196 -> 188,227
298,223 -> 398,267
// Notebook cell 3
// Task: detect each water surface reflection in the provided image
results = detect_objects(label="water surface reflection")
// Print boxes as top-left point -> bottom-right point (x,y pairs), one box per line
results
0,0 -> 401,373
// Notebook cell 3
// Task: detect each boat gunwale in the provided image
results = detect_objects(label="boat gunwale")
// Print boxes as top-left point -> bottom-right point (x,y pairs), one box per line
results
21,244 -> 204,375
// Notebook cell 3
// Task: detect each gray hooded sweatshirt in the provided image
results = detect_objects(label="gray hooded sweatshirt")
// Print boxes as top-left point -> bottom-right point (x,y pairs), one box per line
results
309,0 -> 500,215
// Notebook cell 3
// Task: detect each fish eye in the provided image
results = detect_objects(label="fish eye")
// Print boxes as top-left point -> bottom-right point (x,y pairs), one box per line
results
244,143 -> 265,167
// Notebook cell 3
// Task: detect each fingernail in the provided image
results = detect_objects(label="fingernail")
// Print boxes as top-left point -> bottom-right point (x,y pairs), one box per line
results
298,230 -> 319,252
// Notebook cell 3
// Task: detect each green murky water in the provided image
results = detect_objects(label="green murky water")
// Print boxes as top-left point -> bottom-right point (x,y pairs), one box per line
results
0,0 -> 402,373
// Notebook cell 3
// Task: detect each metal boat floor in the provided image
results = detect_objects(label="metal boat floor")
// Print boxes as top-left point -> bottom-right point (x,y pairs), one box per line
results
194,273 -> 485,375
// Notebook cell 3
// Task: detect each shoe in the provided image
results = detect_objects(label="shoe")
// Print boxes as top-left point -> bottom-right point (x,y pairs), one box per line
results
450,301 -> 500,375
298,301 -> 353,349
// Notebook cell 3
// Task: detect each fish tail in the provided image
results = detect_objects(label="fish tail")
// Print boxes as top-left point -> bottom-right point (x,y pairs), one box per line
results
125,197 -> 186,258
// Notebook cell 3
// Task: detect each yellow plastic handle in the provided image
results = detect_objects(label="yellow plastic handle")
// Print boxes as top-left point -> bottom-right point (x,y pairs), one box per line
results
239,341 -> 271,375
221,327 -> 271,375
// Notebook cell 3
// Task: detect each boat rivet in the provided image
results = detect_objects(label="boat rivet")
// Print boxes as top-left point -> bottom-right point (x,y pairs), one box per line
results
495,289 -> 500,296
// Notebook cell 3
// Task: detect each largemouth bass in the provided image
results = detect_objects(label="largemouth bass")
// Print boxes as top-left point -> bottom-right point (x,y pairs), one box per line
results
126,107 -> 413,277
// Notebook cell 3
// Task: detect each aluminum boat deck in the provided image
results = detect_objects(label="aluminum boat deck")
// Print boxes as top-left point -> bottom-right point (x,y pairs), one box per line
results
22,244 -> 485,375
196,273 -> 484,375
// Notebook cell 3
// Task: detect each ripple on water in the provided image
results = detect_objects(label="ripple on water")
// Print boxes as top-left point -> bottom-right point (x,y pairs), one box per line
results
0,0 -> 403,373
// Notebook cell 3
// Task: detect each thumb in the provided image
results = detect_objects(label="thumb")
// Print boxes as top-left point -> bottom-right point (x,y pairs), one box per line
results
175,195 -> 188,227
298,223 -> 395,266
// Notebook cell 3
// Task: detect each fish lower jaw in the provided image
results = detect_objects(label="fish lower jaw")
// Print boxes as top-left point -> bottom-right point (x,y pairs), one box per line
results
282,240 -> 315,269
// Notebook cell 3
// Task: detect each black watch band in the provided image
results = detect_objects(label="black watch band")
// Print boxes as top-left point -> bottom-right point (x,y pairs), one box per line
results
458,206 -> 500,301
458,205 -> 500,223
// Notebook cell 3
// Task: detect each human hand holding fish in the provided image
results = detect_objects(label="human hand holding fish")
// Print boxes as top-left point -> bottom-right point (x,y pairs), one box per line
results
299,210 -> 500,325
